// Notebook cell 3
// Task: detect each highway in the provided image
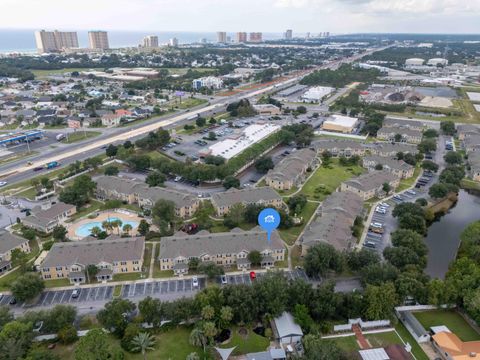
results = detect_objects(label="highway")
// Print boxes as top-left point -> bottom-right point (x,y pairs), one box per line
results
0,45 -> 389,186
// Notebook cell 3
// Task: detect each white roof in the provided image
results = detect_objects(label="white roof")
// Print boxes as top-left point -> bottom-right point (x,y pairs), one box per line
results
431,325 -> 451,334
359,348 -> 390,360
324,114 -> 358,128
274,312 -> 303,339
467,92 -> 480,102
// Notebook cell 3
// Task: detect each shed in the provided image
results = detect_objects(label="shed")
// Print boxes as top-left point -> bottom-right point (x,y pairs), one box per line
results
272,312 -> 303,344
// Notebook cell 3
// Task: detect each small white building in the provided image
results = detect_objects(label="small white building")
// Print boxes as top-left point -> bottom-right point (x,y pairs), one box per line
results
192,76 -> 224,90
301,86 -> 334,102
322,114 -> 359,133
272,312 -> 303,345
427,58 -> 448,66
405,58 -> 425,67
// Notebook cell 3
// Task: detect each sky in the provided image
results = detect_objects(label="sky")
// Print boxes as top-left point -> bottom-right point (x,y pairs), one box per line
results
1,0 -> 480,34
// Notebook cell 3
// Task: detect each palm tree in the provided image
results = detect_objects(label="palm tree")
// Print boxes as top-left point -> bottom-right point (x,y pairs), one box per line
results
123,223 -> 132,236
189,327 -> 207,353
186,353 -> 200,360
90,226 -> 101,238
131,332 -> 156,360
101,220 -> 111,234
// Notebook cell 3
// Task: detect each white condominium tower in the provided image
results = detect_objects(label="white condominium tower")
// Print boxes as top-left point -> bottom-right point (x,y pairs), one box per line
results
35,30 -> 79,53
143,35 -> 159,48
88,31 -> 110,50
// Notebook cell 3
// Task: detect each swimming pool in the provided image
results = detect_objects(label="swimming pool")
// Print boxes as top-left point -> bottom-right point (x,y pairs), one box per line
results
75,217 -> 139,237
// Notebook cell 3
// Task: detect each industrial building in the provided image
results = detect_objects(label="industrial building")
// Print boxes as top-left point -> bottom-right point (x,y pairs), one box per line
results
322,114 -> 359,133
427,58 -> 448,66
405,58 -> 425,67
0,130 -> 44,147
301,86 -> 334,102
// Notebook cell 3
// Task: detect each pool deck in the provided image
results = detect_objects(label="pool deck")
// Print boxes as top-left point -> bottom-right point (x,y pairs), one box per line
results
67,210 -> 142,240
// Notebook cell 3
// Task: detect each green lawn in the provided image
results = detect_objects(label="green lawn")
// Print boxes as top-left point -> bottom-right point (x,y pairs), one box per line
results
112,272 -> 143,282
220,326 -> 269,355
16,186 -> 37,200
67,200 -> 103,222
32,68 -> 96,79
365,331 -> 405,348
44,278 -> 71,288
143,243 -> 153,276
414,310 -> 480,342
0,267 -> 24,291
300,160 -> 364,201
395,322 -> 429,360
173,97 -> 208,110
0,151 -> 38,166
325,335 -> 360,353
279,201 -> 319,245
60,131 -> 101,144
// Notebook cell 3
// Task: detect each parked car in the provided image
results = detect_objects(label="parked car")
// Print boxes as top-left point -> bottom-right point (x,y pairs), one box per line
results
192,276 -> 199,288
220,275 -> 227,285
249,271 -> 256,281
71,289 -> 81,299
0,181 -> 7,187
9,297 -> 16,305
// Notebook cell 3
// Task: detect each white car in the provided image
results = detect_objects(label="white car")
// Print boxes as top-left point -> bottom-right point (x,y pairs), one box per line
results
174,176 -> 182,182
220,275 -> 227,285
371,222 -> 383,228
375,208 -> 386,214
379,202 -> 390,208
192,276 -> 199,288
0,181 -> 7,187
406,190 -> 416,195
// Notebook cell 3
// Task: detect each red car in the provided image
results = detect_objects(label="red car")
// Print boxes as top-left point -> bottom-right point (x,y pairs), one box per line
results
249,271 -> 256,281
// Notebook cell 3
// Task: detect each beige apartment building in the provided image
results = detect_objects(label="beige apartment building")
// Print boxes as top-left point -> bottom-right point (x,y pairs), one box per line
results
236,32 -> 247,43
314,139 -> 366,158
35,30 -> 79,52
362,155 -> 415,179
159,227 -> 285,275
89,31 -> 110,50
41,237 -> 144,284
341,170 -> 400,200
0,232 -> 31,274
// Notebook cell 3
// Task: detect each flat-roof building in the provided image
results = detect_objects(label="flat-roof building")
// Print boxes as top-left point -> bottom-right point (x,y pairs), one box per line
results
88,31 -> 109,50
322,114 -> 359,134
35,30 -> 79,53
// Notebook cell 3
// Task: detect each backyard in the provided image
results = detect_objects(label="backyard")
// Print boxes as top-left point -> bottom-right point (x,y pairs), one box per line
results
219,326 -> 270,355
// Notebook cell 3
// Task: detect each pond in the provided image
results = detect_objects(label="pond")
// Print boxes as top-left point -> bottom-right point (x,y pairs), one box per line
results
425,190 -> 480,279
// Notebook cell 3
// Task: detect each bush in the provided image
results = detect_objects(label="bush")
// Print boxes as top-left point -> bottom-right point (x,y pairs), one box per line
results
58,324 -> 78,344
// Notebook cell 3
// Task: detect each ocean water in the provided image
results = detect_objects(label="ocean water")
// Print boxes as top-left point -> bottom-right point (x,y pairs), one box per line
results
0,29 -> 283,53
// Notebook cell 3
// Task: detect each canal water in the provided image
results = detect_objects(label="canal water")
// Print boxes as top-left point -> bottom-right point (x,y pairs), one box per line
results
425,190 -> 480,279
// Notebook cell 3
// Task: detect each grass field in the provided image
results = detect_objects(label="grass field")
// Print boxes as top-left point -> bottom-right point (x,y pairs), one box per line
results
60,131 -> 101,144
279,201 -> 319,245
31,68 -> 99,79
0,151 -> 38,166
173,97 -> 208,110
219,326 -> 269,355
397,166 -> 422,192
414,310 -> 480,342
44,278 -> 71,288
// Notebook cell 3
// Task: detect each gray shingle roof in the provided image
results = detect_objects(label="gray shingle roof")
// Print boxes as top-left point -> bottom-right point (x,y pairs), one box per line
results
159,226 -> 284,260
211,187 -> 282,208
266,148 -> 317,183
0,232 -> 28,255
372,143 -> 418,155
343,170 -> 398,192
363,155 -> 413,172
31,202 -> 75,220
377,126 -> 423,138
313,139 -> 365,151
42,237 -> 144,268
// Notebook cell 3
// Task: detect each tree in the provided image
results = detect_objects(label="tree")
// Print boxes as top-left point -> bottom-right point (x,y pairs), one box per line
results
201,305 -> 215,320
123,223 -> 133,236
287,194 -> 307,214
195,117 -> 206,127
321,150 -> 332,167
394,133 -> 402,142
204,155 -> 225,166
127,154 -> 151,172
0,321 -> 34,360
384,246 -> 426,270
222,175 -> 240,190
429,183 -> 450,199
223,203 -> 245,228
202,321 -> 217,344
347,250 -> 380,271
444,151 -> 463,165
382,182 -> 392,195
11,273 -> 44,302
207,131 -> 216,141
86,264 -> 99,282
364,282 -> 398,321
293,304 -> 314,333
422,160 -> 439,172
105,144 -> 118,158
186,353 -> 200,360
52,225 -> 67,242
247,250 -> 262,266
146,171 -> 166,187
42,305 -> 77,333
375,163 -> 383,170
198,262 -> 224,279
417,138 -> 437,154
152,199 -> 175,225
254,157 -> 274,173
391,229 -> 427,257
219,306 -> 233,329
302,334 -> 347,360
137,220 -> 150,236
59,175 -> 96,207
440,120 -> 456,135
58,324 -> 78,344
189,327 -> 207,353
304,243 -> 343,277
423,129 -> 438,138
104,165 -> 119,176
25,347 -> 60,360
0,307 -> 13,330
74,328 -> 120,360
97,298 -> 136,337
131,332 -> 156,360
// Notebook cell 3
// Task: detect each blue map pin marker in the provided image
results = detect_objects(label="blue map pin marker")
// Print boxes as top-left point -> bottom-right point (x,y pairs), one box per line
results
258,208 -> 281,241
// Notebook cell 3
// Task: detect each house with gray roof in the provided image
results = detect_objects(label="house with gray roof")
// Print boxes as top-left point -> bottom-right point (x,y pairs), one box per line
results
95,176 -> 199,218
457,124 -> 480,140
314,139 -> 366,157
272,312 -> 303,345
463,134 -> 480,153
370,143 -> 419,157
23,202 -> 77,233
211,187 -> 285,216
341,170 -> 400,200
377,126 -> 423,144
467,151 -> 480,182
0,232 -> 31,274
383,117 -> 426,131
301,192 -> 363,254
265,148 -> 318,190
246,349 -> 286,360
396,310 -> 430,343
159,227 -> 285,275
41,236 -> 145,284
363,155 -> 415,179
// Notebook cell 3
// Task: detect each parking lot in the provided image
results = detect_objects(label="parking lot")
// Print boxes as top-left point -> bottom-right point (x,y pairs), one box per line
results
1,269 -> 309,311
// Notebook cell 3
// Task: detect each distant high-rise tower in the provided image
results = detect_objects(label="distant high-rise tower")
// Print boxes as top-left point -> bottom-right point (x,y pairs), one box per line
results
249,32 -> 262,43
284,29 -> 293,40
169,37 -> 179,47
88,31 -> 110,50
34,30 -> 78,53
236,32 -> 247,43
143,35 -> 159,48
217,31 -> 227,43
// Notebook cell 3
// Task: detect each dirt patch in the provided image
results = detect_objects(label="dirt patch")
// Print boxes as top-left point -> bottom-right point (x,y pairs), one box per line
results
238,327 -> 248,339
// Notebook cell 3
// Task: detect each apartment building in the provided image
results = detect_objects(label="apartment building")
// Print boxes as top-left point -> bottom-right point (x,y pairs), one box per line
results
95,176 -> 199,218
362,155 -> 415,179
143,35 -> 159,48
211,187 -> 285,216
23,202 -> 77,233
463,134 -> 480,153
35,30 -> 79,52
265,148 -> 318,190
192,76 -> 224,90
468,151 -> 480,181
217,31 -> 227,43
383,117 -> 425,131
371,143 -> 419,157
314,139 -> 366,157
301,192 -> 363,254
41,236 -> 144,284
457,124 -> 480,141
249,32 -> 263,43
377,126 -> 423,144
341,170 -> 400,200
236,32 -> 247,43
0,232 -> 31,274
88,31 -> 110,50
159,227 -> 285,275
